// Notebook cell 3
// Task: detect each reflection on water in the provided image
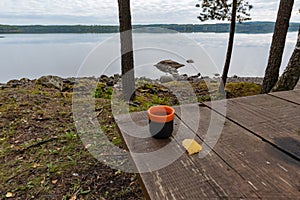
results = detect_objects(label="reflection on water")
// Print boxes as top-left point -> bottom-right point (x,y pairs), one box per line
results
0,32 -> 297,83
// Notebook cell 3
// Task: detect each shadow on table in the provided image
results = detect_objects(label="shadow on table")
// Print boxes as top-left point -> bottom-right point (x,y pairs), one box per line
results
265,136 -> 300,168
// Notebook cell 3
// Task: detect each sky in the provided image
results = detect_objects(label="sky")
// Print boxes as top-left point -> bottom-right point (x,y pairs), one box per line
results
0,0 -> 299,25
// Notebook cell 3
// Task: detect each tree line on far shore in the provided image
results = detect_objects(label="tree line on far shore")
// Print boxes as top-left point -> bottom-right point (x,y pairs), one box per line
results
0,22 -> 299,34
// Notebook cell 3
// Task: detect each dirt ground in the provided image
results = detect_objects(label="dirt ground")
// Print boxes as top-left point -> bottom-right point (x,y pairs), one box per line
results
0,80 -> 144,200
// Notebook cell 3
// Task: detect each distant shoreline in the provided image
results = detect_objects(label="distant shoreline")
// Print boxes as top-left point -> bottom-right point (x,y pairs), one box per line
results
0,22 -> 299,34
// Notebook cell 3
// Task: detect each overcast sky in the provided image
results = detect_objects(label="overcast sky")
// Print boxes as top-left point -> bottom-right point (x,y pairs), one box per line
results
0,0 -> 299,25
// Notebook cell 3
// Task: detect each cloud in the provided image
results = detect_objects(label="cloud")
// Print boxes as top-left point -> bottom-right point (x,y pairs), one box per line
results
0,13 -> 113,25
0,0 -> 299,25
249,0 -> 300,22
0,0 -> 119,24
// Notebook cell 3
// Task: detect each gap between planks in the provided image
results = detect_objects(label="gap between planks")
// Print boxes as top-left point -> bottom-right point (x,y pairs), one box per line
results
268,91 -> 300,105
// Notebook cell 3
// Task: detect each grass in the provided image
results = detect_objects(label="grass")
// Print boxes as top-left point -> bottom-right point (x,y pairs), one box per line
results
92,82 -> 114,99
225,82 -> 261,98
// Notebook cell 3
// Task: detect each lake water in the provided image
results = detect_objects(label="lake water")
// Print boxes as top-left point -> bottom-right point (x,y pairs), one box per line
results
0,32 -> 297,83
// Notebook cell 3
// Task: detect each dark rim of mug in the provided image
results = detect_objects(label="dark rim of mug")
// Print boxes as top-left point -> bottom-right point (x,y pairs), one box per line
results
148,105 -> 175,123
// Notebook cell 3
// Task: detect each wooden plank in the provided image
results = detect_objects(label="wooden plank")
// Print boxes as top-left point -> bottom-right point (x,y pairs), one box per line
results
269,90 -> 300,105
115,111 -> 259,199
205,94 -> 300,160
177,104 -> 300,199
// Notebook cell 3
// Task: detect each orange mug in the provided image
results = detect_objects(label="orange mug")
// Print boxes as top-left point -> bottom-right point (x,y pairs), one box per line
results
148,105 -> 175,139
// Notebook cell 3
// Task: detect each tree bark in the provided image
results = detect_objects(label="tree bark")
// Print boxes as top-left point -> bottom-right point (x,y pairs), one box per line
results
261,0 -> 294,94
220,0 -> 237,91
272,26 -> 300,92
118,0 -> 135,100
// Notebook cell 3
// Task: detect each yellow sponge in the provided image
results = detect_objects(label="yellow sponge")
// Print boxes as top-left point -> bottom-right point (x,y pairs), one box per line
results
182,139 -> 202,156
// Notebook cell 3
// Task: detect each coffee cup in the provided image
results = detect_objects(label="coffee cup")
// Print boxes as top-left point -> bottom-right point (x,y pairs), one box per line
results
148,105 -> 175,139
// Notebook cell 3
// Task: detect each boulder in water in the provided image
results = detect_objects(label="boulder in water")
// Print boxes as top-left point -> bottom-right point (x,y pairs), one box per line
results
154,60 -> 185,75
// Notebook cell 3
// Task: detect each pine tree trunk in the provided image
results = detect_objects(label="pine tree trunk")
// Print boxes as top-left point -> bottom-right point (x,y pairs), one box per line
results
118,0 -> 135,100
261,0 -> 294,94
220,0 -> 237,91
272,26 -> 300,92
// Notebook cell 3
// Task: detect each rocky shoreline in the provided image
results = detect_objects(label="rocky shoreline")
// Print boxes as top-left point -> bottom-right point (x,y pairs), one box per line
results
1,74 -> 264,91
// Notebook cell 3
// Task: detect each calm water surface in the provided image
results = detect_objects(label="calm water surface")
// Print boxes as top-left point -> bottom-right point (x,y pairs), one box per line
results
0,32 -> 297,83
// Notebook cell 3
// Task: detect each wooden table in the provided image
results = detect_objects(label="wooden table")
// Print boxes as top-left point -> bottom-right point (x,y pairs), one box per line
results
115,90 -> 300,199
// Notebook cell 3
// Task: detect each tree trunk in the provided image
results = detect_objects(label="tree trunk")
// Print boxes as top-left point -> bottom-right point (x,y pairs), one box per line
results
272,26 -> 300,92
261,0 -> 294,94
220,0 -> 237,91
118,0 -> 135,100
